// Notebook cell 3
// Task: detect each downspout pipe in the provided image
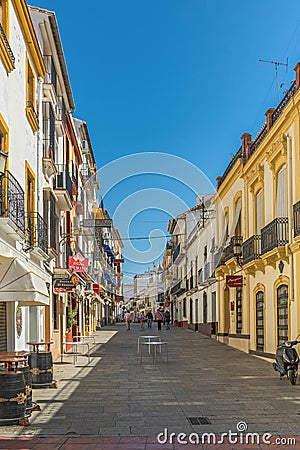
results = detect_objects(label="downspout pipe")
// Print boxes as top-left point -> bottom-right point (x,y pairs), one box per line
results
287,131 -> 295,304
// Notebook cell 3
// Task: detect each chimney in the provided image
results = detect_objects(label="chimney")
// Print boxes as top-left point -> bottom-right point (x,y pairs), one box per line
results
294,62 -> 300,90
241,133 -> 252,162
265,108 -> 275,131
216,176 -> 222,189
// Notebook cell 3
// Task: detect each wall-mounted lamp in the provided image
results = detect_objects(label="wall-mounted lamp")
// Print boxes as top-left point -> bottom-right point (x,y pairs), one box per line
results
233,238 -> 243,267
279,260 -> 284,274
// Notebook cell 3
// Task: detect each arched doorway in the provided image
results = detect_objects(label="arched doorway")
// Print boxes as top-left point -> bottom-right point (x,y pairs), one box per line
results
277,284 -> 288,345
256,291 -> 264,351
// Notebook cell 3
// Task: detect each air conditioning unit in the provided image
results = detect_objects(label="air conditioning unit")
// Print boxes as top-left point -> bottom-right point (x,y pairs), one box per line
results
82,140 -> 89,152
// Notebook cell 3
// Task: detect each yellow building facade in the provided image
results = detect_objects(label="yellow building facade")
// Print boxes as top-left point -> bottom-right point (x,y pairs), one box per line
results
216,63 -> 300,356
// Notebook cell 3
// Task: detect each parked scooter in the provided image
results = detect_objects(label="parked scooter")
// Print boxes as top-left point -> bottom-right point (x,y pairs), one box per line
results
273,335 -> 300,385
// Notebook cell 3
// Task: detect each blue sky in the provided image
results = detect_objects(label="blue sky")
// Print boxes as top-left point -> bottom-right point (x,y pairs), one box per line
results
31,0 -> 300,278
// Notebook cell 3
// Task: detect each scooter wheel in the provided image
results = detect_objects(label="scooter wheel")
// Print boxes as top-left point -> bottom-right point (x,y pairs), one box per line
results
287,368 -> 297,385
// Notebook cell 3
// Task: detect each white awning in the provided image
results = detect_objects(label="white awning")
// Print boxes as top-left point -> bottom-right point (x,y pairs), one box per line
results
0,257 -> 49,306
226,198 -> 241,244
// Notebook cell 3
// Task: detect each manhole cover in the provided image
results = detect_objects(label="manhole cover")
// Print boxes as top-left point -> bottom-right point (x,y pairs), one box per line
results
187,417 -> 211,425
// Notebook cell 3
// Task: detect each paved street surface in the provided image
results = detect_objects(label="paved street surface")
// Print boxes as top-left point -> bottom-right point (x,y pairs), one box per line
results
1,323 -> 300,449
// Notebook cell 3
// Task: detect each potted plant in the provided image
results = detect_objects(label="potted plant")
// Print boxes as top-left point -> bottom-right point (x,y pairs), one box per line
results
65,307 -> 78,351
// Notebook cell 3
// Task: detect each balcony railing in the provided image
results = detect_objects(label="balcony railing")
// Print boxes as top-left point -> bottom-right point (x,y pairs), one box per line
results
0,171 -> 25,232
242,235 -> 261,265
26,212 -> 48,254
293,201 -> 300,238
249,124 -> 267,157
272,81 -> 296,126
224,236 -> 243,262
0,22 -> 15,65
172,243 -> 181,262
261,218 -> 288,255
171,279 -> 186,295
80,163 -> 92,180
44,55 -> 57,92
218,147 -> 242,188
42,102 -> 55,160
56,96 -> 66,123
26,101 -> 39,125
55,164 -> 72,200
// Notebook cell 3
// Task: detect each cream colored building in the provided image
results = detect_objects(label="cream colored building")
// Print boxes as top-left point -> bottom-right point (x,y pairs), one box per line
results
216,63 -> 300,356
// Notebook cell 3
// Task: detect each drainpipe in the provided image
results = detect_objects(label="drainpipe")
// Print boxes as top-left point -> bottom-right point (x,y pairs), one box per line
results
37,77 -> 43,210
287,131 -> 295,305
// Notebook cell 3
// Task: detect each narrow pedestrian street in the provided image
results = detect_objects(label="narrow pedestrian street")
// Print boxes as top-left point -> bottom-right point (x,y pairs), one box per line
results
1,325 -> 300,449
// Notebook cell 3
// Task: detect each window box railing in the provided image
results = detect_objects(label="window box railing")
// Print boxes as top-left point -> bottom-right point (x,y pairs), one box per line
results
293,201 -> 300,238
0,171 -> 25,232
44,55 -> 57,92
0,22 -> 15,65
26,212 -> 48,254
55,164 -> 72,200
242,235 -> 261,265
171,279 -> 186,295
42,102 -> 55,161
261,218 -> 289,255
172,243 -> 181,262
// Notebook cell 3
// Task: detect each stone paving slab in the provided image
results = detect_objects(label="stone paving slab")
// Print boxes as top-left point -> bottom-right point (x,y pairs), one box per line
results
0,324 -> 300,449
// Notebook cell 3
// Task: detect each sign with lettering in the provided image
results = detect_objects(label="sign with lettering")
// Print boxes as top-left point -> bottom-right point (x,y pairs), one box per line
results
226,275 -> 243,288
94,226 -> 103,261
68,253 -> 89,272
53,278 -> 76,293
95,219 -> 112,228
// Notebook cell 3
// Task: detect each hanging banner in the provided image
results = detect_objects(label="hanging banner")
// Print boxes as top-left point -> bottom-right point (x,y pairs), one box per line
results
68,253 -> 89,272
94,226 -> 103,261
226,275 -> 243,288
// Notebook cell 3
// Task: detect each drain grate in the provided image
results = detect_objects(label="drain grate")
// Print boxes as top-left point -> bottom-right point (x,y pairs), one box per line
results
187,417 -> 211,425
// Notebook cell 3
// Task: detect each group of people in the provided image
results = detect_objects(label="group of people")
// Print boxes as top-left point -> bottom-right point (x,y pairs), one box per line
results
123,309 -> 171,331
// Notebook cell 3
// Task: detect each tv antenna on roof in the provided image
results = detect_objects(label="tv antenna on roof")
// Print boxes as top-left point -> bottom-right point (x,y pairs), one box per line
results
259,58 -> 288,103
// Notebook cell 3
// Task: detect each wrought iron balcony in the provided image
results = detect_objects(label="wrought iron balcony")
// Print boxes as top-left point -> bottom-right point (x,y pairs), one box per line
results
25,212 -> 48,254
54,164 -> 72,200
272,81 -> 296,126
172,243 -> 181,262
56,96 -> 67,124
0,22 -> 15,65
0,171 -> 25,233
42,102 -> 55,161
242,235 -> 261,265
293,201 -> 300,238
171,279 -> 186,295
261,218 -> 288,255
26,101 -> 39,125
44,55 -> 57,92
224,236 -> 243,262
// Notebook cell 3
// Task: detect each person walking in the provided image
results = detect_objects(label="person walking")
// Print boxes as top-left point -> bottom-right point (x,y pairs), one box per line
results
164,310 -> 171,330
155,309 -> 164,331
124,310 -> 131,330
146,310 -> 153,328
140,311 -> 145,330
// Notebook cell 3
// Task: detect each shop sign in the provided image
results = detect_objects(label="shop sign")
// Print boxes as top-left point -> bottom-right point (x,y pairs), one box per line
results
94,226 -> 103,261
68,253 -> 89,272
93,284 -> 100,294
53,278 -> 76,293
95,219 -> 112,227
226,275 -> 243,288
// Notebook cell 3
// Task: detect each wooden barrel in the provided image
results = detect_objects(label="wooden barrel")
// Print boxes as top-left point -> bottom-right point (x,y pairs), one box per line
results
0,372 -> 26,424
29,352 -> 53,388
18,365 -> 32,410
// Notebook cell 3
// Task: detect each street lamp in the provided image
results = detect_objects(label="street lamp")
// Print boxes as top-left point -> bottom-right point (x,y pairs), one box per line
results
233,238 -> 243,266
